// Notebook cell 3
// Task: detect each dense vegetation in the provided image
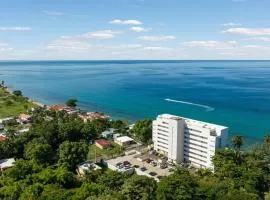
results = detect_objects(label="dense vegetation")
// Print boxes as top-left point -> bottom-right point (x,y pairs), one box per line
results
0,106 -> 269,199
0,87 -> 35,118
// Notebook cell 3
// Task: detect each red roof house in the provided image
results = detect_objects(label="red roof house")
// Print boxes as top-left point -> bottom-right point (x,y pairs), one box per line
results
0,135 -> 7,142
95,139 -> 111,149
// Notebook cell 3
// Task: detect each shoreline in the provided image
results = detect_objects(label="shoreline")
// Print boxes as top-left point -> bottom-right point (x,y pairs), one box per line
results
4,86 -> 45,108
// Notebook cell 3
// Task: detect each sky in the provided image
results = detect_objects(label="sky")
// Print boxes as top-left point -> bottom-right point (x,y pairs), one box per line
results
0,0 -> 270,60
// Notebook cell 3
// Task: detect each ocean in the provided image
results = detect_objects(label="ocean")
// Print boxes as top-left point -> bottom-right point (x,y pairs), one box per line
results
0,60 -> 270,145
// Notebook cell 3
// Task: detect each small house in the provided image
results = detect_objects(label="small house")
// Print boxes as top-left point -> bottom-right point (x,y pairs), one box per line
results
101,128 -> 117,139
18,114 -> 32,124
114,136 -> 135,147
0,158 -> 15,172
95,139 -> 111,149
0,134 -> 7,142
77,161 -> 102,176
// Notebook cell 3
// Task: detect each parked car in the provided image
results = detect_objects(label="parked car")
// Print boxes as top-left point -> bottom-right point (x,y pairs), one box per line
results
160,164 -> 167,169
140,167 -> 147,171
149,172 -> 157,176
123,161 -> 131,165
168,168 -> 174,172
146,158 -> 152,163
133,165 -> 140,168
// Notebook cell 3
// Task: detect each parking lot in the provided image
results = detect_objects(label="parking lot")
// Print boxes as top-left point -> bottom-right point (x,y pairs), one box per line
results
106,154 -> 174,180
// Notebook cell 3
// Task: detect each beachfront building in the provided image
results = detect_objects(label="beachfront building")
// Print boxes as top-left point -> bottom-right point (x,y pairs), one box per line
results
47,104 -> 77,115
152,114 -> 228,169
79,112 -> 109,123
17,113 -> 32,124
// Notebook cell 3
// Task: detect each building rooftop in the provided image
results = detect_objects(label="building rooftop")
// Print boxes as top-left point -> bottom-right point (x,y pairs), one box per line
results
157,114 -> 228,133
0,134 -> 7,142
115,136 -> 134,143
95,139 -> 111,146
78,161 -> 101,171
0,158 -> 15,169
48,104 -> 67,111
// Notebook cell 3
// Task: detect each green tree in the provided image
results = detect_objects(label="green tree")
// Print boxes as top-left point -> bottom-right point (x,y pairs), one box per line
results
156,168 -> 198,200
66,98 -> 78,108
111,120 -> 128,134
55,166 -> 77,188
232,135 -> 243,151
121,175 -> 157,200
86,193 -> 124,200
5,159 -> 41,181
72,183 -> 104,200
81,121 -> 99,142
24,141 -> 53,164
58,117 -> 84,141
13,90 -> 22,96
40,184 -> 74,200
131,119 -> 152,144
31,168 -> 56,185
97,170 -> 127,191
19,183 -> 44,200
58,141 -> 89,171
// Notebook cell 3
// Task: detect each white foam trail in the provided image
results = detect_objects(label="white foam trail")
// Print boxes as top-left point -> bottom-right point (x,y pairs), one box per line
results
165,98 -> 215,112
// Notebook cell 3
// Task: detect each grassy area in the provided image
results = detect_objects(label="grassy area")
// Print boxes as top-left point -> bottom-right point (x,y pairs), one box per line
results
88,142 -> 123,160
0,87 -> 36,118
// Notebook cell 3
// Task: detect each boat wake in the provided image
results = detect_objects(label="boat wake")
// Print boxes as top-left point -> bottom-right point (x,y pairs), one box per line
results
165,98 -> 215,112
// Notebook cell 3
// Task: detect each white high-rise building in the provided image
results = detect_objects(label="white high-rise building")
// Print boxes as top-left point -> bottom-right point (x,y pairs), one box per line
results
152,114 -> 228,169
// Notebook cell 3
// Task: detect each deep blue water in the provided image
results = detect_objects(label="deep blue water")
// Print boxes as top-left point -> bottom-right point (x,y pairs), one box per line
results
0,60 -> 270,145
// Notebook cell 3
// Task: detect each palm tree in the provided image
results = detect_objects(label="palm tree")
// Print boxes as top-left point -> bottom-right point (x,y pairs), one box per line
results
264,135 -> 270,144
232,135 -> 243,151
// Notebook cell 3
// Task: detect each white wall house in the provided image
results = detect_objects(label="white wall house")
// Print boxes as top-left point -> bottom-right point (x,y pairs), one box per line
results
152,114 -> 228,169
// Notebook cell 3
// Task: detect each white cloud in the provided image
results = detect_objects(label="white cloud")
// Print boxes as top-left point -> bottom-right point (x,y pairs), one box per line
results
138,35 -> 176,41
222,22 -> 242,27
45,38 -> 91,51
244,37 -> 270,42
129,26 -> 150,32
82,30 -> 122,39
222,28 -> 270,36
0,43 -> 13,52
109,19 -> 143,25
42,10 -> 65,16
183,40 -> 238,50
0,26 -> 31,31
243,45 -> 270,50
109,44 -> 143,49
144,46 -> 172,51
0,43 -> 9,46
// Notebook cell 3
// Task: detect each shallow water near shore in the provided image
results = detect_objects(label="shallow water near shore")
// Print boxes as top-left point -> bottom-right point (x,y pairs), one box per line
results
1,60 -> 270,145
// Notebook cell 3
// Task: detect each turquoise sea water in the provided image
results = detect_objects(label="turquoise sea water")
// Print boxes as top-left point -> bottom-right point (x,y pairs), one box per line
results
0,60 -> 270,144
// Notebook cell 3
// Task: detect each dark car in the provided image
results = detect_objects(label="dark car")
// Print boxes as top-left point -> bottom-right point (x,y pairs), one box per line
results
149,172 -> 157,176
140,167 -> 147,171
133,165 -> 140,168
123,161 -> 131,166
168,168 -> 174,172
